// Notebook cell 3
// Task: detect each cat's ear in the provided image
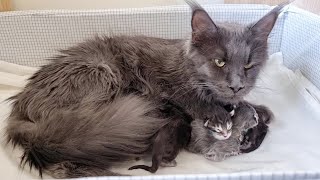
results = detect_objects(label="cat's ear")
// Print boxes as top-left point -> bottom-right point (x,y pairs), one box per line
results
204,120 -> 209,127
186,0 -> 218,41
249,3 -> 287,40
229,109 -> 235,117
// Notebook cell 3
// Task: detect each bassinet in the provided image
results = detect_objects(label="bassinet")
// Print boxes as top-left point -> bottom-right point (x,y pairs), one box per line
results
0,3 -> 320,180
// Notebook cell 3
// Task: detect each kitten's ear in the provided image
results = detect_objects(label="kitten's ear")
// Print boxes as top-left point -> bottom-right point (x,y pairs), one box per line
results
229,109 -> 235,117
204,120 -> 209,127
186,0 -> 218,41
250,3 -> 287,40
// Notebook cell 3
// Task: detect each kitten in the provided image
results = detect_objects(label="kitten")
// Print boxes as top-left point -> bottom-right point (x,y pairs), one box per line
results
204,105 -> 234,140
6,0 -> 283,177
186,105 -> 234,156
240,104 -> 272,153
202,104 -> 235,141
187,102 -> 261,161
129,100 -> 192,173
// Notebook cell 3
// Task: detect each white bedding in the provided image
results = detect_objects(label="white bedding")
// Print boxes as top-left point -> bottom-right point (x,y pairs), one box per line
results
0,53 -> 320,179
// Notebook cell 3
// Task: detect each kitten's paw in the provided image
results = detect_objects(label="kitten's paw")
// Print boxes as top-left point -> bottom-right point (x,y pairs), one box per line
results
204,153 -> 225,162
239,135 -> 244,142
160,160 -> 177,167
230,151 -> 242,156
254,105 -> 274,124
240,135 -> 252,150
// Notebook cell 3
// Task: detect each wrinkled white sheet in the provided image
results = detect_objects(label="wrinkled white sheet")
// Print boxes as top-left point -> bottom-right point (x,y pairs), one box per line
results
0,52 -> 320,179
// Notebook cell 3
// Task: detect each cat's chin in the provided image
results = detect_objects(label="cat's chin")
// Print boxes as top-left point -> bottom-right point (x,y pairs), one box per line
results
215,95 -> 243,104
201,94 -> 242,105
197,87 -> 244,104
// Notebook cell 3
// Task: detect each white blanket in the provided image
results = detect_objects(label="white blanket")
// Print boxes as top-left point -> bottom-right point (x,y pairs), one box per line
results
0,53 -> 320,179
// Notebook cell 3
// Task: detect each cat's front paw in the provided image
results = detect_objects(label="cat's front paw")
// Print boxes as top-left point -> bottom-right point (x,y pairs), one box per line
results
230,151 -> 242,156
204,153 -> 225,162
239,134 -> 244,142
240,133 -> 252,149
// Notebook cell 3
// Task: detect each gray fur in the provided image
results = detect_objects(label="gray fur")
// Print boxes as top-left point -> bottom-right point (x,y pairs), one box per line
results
7,95 -> 169,178
6,1 -> 282,178
184,2 -> 286,104
187,102 -> 260,161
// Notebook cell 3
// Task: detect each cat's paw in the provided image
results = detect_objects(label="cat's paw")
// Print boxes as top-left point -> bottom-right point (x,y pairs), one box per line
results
253,105 -> 274,124
204,153 -> 225,162
240,134 -> 252,150
160,160 -> 177,167
230,151 -> 242,156
239,135 -> 244,142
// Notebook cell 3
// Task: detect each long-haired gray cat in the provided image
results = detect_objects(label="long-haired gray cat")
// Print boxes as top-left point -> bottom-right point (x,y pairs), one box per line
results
6,0 -> 283,178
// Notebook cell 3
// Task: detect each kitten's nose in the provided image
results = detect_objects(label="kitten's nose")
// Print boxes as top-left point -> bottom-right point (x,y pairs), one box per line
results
222,132 -> 228,137
228,84 -> 244,93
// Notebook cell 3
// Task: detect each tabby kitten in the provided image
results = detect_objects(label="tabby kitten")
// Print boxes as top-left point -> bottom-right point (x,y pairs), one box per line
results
6,0 -> 283,178
187,102 -> 263,162
202,104 -> 235,140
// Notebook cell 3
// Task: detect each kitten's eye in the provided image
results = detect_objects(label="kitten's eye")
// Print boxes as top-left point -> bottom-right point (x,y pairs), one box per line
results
214,59 -> 225,68
244,63 -> 254,69
213,124 -> 223,132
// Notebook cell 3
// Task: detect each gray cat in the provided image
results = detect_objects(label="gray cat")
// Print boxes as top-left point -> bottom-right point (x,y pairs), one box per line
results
187,102 -> 263,161
5,0 -> 282,178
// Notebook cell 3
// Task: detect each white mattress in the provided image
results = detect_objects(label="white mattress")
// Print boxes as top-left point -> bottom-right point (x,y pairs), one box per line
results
0,53 -> 320,180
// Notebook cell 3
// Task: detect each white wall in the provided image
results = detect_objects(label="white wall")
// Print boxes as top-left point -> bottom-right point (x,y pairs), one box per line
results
12,0 -> 224,10
293,0 -> 320,15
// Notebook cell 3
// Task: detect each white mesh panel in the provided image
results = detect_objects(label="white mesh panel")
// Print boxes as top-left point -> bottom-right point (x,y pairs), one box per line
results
0,5 -> 282,67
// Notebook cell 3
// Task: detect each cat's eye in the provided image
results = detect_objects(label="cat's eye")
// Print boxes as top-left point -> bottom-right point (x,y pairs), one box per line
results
213,124 -> 223,132
214,59 -> 225,68
244,63 -> 254,69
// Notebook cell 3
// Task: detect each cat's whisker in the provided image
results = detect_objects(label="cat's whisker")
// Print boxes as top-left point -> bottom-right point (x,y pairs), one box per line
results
168,82 -> 213,100
257,72 -> 278,87
168,83 -> 197,100
173,88 -> 196,100
249,85 -> 276,91
248,86 -> 282,94
250,46 -> 267,54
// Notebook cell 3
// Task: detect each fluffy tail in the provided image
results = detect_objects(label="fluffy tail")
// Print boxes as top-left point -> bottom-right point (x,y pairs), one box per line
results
6,95 -> 169,178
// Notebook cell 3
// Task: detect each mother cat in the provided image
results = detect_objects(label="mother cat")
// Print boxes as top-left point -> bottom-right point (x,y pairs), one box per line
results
6,1 -> 282,178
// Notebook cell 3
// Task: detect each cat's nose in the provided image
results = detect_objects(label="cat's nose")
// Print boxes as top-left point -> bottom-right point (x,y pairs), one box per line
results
228,84 -> 244,93
222,131 -> 227,136
228,74 -> 244,93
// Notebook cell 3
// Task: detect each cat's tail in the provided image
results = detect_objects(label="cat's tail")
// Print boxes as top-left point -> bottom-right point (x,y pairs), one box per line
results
6,95 -> 169,178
